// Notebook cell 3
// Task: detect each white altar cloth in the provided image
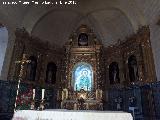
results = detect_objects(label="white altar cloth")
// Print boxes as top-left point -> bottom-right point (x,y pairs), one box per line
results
12,110 -> 133,120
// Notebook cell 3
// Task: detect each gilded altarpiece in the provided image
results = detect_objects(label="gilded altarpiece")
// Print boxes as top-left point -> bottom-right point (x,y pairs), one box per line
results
105,26 -> 156,88
7,28 -> 63,87
58,25 -> 105,110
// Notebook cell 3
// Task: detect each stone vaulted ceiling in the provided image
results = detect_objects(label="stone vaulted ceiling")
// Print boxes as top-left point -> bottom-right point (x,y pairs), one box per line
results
0,0 -> 148,47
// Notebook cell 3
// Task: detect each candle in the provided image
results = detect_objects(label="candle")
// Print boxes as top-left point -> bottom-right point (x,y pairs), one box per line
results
42,89 -> 45,100
96,89 -> 98,99
76,84 -> 77,91
65,89 -> 68,99
86,103 -> 89,110
33,89 -> 35,100
100,90 -> 102,98
74,103 -> 77,110
62,91 -> 64,100
61,102 -> 63,108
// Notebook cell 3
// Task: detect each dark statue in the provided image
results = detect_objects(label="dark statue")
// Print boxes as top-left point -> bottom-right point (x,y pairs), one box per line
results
109,62 -> 120,84
46,62 -> 57,84
129,96 -> 137,107
26,56 -> 37,81
128,55 -> 138,82
78,33 -> 88,46
114,96 -> 123,110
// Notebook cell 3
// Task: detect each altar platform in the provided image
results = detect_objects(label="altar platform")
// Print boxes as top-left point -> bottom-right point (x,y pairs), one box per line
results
12,110 -> 133,120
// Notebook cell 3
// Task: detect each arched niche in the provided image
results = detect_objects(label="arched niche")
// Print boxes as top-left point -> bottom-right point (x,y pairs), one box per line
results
45,62 -> 57,84
78,33 -> 88,46
0,26 -> 8,77
26,56 -> 37,81
128,55 -> 138,82
72,62 -> 93,91
109,62 -> 120,84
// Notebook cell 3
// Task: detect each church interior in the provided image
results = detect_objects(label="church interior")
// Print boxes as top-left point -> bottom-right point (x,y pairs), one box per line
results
0,0 -> 160,120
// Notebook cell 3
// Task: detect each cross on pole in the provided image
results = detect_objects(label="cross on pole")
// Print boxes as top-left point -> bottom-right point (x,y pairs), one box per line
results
14,54 -> 31,112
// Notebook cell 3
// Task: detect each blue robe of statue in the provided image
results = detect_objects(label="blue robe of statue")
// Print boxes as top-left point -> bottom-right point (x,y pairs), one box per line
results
79,75 -> 90,89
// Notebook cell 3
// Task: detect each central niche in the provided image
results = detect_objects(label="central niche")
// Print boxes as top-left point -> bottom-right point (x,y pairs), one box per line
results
72,62 -> 93,91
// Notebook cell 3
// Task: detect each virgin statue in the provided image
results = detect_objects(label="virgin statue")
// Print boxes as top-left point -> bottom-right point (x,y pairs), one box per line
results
78,70 -> 90,91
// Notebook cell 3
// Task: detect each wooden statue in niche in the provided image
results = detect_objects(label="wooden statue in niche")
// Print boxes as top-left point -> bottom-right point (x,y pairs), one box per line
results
46,62 -> 57,84
128,55 -> 138,82
109,62 -> 120,84
26,56 -> 37,81
78,33 -> 88,46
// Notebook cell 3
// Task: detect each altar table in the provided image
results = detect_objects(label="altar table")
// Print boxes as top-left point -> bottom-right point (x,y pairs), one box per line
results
12,109 -> 133,120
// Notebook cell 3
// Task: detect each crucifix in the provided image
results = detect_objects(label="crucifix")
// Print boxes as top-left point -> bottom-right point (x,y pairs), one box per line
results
14,54 -> 31,112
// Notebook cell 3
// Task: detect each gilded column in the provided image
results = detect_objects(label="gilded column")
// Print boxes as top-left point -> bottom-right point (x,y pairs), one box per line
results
140,26 -> 156,82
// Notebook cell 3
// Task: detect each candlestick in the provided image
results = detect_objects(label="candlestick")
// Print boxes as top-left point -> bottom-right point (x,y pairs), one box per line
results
30,101 -> 35,110
39,99 -> 45,110
33,89 -> 35,100
42,89 -> 45,100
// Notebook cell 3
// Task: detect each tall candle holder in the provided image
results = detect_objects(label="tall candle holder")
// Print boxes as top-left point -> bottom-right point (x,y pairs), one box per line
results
30,100 -> 35,110
30,89 -> 35,110
39,99 -> 45,110
39,89 -> 45,110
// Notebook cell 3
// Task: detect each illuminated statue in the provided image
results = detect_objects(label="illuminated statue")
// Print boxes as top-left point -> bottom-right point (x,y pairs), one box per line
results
78,70 -> 90,90
73,63 -> 92,91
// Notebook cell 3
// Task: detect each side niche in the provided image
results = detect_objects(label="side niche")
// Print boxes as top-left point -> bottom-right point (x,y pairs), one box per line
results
45,62 -> 57,84
128,55 -> 139,83
25,56 -> 37,81
109,62 -> 120,84
68,24 -> 100,47
78,33 -> 88,46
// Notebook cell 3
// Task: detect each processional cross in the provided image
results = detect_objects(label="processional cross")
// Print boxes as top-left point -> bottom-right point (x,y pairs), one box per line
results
14,54 -> 31,112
